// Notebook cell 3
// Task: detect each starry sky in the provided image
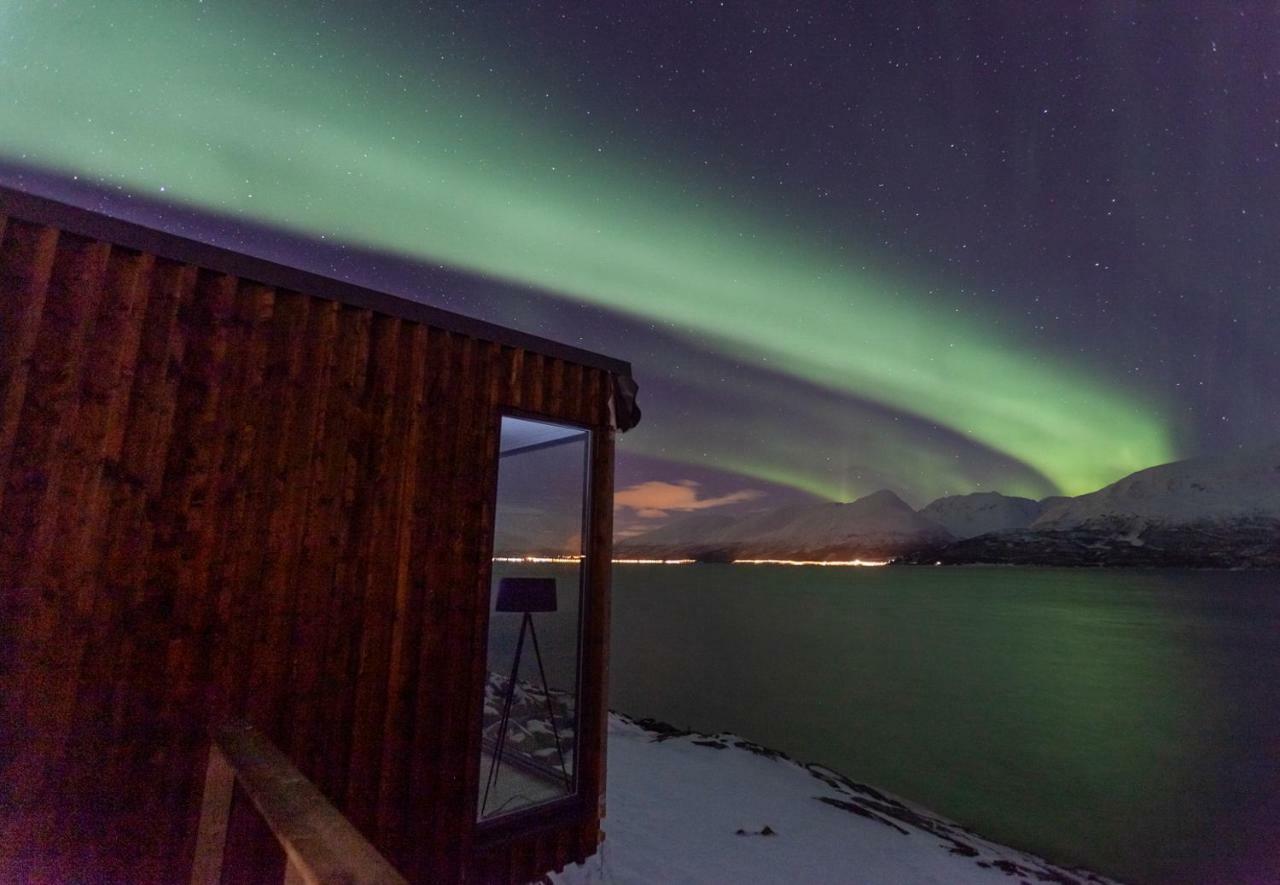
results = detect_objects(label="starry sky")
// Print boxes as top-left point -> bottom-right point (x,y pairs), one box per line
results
2,2 -> 1276,536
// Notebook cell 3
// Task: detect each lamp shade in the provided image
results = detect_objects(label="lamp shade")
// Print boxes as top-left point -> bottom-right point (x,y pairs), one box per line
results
496,577 -> 557,613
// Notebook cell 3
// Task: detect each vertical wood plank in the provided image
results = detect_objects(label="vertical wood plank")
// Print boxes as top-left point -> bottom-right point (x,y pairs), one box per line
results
460,341 -> 504,859
61,258 -> 201,877
223,289 -> 311,721
342,315 -> 406,831
0,233 -> 111,869
374,322 -> 431,866
411,332 -> 471,882
576,368 -> 599,431
0,221 -> 59,505
163,280 -> 278,873
248,297 -> 340,742
563,363 -> 585,426
547,356 -> 567,417
522,351 -> 545,414
0,220 -> 60,872
580,423 -> 616,857
63,250 -> 156,603
502,346 -> 524,410
111,269 -> 238,878
0,233 -> 109,592
206,282 -> 278,722
292,307 -> 371,798
31,247 -> 155,875
21,237 -> 113,591
450,336 -> 498,880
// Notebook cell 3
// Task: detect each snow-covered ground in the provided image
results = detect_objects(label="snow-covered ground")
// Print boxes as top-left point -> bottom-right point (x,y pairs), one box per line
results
551,714 -> 1118,885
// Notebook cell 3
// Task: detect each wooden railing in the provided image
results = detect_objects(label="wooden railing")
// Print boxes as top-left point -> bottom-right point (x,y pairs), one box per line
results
191,721 -> 408,885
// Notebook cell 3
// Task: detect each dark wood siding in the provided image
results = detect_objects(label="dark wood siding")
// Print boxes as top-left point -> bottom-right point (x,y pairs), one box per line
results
0,211 -> 618,884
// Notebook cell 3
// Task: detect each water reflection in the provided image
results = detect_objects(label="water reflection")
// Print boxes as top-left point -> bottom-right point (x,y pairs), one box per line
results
605,565 -> 1280,884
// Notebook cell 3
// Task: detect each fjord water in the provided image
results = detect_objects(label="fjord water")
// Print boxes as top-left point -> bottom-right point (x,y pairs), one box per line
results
606,565 -> 1280,884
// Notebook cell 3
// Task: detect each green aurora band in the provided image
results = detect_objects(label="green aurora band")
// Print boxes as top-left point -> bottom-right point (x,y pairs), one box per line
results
0,3 -> 1176,497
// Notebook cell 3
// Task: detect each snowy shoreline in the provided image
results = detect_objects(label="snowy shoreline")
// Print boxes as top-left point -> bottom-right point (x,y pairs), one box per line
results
550,713 -> 1120,885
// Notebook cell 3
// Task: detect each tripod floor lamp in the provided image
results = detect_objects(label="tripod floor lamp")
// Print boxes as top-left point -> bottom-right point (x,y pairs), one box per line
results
481,576 -> 571,816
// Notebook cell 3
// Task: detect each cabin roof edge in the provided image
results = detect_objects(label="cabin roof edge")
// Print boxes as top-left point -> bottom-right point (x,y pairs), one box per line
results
0,185 -> 633,378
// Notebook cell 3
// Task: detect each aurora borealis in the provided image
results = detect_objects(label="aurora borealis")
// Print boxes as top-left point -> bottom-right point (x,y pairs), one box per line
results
3,2 -> 1275,529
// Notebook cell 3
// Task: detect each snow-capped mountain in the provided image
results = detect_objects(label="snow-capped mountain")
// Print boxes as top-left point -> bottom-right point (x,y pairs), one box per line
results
618,490 -> 952,561
1033,443 -> 1280,529
622,445 -> 1280,568
919,492 -> 1043,540
913,444 -> 1280,567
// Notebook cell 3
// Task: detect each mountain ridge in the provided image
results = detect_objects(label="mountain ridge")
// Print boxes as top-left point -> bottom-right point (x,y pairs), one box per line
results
618,444 -> 1280,567
618,488 -> 951,562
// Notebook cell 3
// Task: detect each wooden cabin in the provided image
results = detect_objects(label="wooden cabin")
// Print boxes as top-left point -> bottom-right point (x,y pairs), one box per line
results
0,186 -> 640,883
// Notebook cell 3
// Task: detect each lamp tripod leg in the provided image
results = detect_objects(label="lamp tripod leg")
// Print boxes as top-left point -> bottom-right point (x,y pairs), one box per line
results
527,616 -> 570,786
482,613 -> 528,815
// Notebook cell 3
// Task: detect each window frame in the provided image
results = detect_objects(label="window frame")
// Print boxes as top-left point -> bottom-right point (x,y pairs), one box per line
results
473,407 -> 596,841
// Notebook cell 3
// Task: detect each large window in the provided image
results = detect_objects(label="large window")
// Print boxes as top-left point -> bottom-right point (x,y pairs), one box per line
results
477,415 -> 590,823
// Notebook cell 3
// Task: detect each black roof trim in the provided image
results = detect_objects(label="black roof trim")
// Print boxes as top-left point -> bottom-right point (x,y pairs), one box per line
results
0,185 -> 632,377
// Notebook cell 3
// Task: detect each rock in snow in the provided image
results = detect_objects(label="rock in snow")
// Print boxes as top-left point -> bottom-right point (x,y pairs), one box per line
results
550,714 -> 1117,885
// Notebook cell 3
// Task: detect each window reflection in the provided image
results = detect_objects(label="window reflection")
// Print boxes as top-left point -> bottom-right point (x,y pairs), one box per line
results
478,416 -> 589,822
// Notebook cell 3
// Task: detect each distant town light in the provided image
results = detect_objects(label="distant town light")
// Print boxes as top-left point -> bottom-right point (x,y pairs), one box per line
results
732,558 -> 891,567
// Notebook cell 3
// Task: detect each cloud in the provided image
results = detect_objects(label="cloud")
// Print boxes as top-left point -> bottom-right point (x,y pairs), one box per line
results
614,480 -> 764,519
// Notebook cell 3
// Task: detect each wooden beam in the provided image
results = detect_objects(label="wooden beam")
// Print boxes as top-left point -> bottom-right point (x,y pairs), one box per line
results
197,721 -> 407,885
191,745 -> 235,885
